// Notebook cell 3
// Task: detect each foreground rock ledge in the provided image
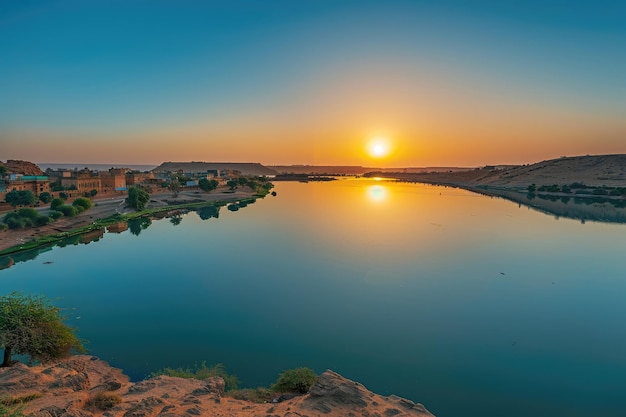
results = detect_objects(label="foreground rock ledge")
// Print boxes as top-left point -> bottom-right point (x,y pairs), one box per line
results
0,355 -> 434,417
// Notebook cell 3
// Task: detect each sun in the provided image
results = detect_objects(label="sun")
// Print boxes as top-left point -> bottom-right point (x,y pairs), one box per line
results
367,137 -> 391,158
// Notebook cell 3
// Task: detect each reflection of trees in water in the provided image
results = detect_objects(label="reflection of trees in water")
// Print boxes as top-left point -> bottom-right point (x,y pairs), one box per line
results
197,205 -> 220,220
170,215 -> 182,226
128,217 -> 152,236
498,189 -> 626,224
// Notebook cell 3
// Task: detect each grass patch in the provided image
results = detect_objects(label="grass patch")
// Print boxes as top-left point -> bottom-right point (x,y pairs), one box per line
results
226,387 -> 274,403
0,394 -> 43,406
0,404 -> 25,417
150,361 -> 239,391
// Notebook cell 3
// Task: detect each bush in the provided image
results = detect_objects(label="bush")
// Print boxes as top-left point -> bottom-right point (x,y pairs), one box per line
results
17,208 -> 39,220
59,192 -> 69,201
150,362 -> 239,391
272,368 -> 318,394
49,211 -> 64,220
51,198 -> 64,210
35,216 -> 51,226
59,205 -> 78,217
39,192 -> 52,204
227,387 -> 273,403
72,197 -> 92,210
84,393 -> 121,411
5,217 -> 25,229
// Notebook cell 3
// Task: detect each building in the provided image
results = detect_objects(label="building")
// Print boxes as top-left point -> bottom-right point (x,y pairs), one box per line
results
100,168 -> 127,192
6,175 -> 50,195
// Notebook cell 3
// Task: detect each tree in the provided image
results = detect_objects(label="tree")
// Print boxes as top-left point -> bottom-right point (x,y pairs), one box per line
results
0,292 -> 84,367
0,165 -> 6,176
199,178 -> 218,192
39,192 -> 53,204
89,189 -> 98,197
126,187 -> 150,211
227,179 -> 239,191
5,190 -> 36,207
167,181 -> 181,197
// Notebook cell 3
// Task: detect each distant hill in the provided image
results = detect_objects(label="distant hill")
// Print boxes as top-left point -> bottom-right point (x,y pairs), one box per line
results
39,163 -> 157,172
0,160 -> 45,176
371,154 -> 626,189
153,162 -> 277,176
270,165 -> 472,175
270,165 -> 374,175
474,154 -> 626,188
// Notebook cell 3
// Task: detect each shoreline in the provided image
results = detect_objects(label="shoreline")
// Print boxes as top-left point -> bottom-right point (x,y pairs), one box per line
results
0,187 -> 267,256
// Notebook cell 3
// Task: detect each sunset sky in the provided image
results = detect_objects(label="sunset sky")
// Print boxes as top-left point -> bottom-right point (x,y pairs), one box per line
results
1,0 -> 625,167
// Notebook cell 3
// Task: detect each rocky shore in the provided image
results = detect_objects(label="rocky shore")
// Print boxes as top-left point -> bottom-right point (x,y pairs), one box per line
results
0,356 -> 434,417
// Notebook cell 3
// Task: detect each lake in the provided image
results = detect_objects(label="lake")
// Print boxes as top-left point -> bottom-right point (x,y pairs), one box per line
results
2,178 -> 626,417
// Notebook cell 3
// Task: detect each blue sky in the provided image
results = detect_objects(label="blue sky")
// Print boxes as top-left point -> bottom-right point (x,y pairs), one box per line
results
1,0 -> 625,165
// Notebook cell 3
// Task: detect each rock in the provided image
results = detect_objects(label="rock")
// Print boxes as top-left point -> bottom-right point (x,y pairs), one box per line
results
3,356 -> 434,417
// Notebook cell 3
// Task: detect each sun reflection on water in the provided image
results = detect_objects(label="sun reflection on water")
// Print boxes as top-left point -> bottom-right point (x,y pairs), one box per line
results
367,184 -> 388,203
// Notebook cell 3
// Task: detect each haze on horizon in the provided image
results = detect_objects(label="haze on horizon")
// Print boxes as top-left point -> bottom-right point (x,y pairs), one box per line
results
1,0 -> 625,168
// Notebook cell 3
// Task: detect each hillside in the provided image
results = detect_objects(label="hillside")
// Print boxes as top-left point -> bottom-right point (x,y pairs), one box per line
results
153,162 -> 277,176
0,160 -> 45,176
0,355 -> 435,417
371,154 -> 626,189
474,154 -> 626,188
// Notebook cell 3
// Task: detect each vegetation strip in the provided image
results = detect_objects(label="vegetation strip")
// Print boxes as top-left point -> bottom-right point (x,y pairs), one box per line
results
0,195 -> 264,257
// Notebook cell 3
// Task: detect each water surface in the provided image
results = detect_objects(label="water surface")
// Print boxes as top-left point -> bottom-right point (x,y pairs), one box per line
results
2,179 -> 625,417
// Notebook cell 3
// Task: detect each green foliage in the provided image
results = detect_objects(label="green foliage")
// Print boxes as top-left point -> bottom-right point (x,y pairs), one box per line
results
0,165 -> 6,176
48,211 -> 64,220
38,192 -> 52,204
59,192 -> 68,201
0,292 -> 85,367
272,368 -> 318,394
17,208 -> 39,220
227,387 -> 273,403
2,209 -> 50,230
89,189 -> 98,197
126,187 -> 150,211
198,178 -> 219,192
226,179 -> 239,190
150,361 -> 239,391
58,205 -> 78,217
0,404 -> 25,417
526,184 -> 536,193
0,393 -> 43,406
5,190 -> 35,207
83,393 -> 121,411
72,197 -> 92,211
50,198 -> 64,211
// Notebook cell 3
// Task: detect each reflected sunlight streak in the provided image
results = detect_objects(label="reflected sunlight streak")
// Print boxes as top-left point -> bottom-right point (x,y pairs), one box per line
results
367,184 -> 388,203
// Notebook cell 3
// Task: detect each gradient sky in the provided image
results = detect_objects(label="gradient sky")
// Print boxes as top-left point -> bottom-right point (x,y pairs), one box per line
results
1,0 -> 625,167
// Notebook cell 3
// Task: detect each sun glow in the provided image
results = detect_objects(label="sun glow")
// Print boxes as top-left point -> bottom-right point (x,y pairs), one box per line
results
367,137 -> 391,158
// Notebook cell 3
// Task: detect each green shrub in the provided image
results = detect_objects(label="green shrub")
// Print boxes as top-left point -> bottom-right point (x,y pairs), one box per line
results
17,208 -> 39,220
84,393 -> 121,411
272,368 -> 318,394
5,217 -> 25,230
72,197 -> 92,210
35,216 -> 51,226
49,211 -> 64,220
51,198 -> 64,210
59,205 -> 78,217
227,387 -> 273,403
39,192 -> 53,204
150,361 -> 239,391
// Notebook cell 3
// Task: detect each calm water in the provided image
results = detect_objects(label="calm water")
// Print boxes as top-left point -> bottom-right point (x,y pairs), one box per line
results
2,178 -> 626,417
